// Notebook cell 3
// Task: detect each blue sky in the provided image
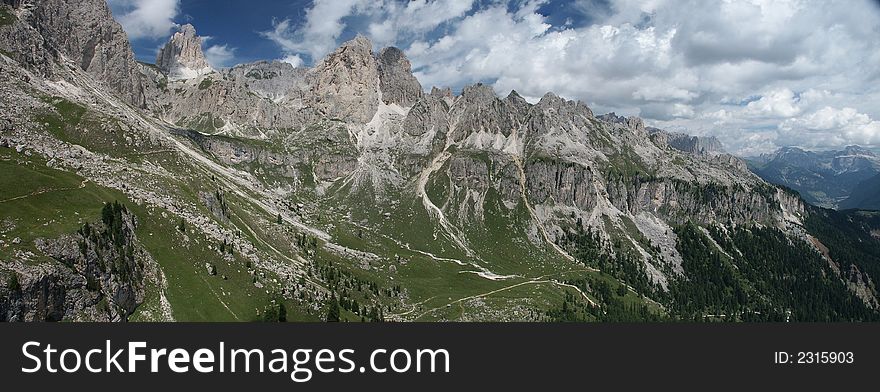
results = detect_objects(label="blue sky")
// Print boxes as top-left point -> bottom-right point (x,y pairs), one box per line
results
113,0 -> 619,67
111,0 -> 309,64
108,0 -> 880,156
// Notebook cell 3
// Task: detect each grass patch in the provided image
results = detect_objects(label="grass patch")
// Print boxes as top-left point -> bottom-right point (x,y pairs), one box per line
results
198,78 -> 214,90
0,6 -> 16,27
0,148 -> 269,321
34,97 -> 139,157
181,112 -> 225,134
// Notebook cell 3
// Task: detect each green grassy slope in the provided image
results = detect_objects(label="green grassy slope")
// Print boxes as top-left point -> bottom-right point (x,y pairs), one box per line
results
0,148 -> 275,321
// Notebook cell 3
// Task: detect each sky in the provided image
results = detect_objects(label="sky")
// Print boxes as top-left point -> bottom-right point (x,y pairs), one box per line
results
106,0 -> 880,156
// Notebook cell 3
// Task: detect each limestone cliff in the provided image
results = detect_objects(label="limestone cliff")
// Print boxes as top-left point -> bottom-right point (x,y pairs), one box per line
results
0,0 -> 146,107
156,24 -> 213,80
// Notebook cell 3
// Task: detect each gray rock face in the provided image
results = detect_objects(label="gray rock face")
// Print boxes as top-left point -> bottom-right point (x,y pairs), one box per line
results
156,24 -> 212,79
377,46 -> 422,107
0,205 -> 147,322
227,61 -> 310,102
597,112 -> 643,135
0,3 -> 54,75
403,92 -> 450,157
149,34 -> 437,139
524,92 -> 595,149
152,62 -> 318,137
657,130 -> 725,155
448,84 -> 531,142
525,160 -> 601,211
307,35 -> 380,124
0,0 -> 147,107
150,35 -> 392,136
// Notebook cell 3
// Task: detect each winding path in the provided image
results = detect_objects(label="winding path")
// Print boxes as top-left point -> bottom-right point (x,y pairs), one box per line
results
0,179 -> 88,204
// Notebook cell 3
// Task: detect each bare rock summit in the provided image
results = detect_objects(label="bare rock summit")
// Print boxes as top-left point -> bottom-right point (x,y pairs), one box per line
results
156,24 -> 213,80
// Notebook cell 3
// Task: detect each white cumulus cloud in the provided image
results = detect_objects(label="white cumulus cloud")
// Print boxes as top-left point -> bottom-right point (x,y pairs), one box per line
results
266,0 -> 880,154
204,44 -> 237,69
108,0 -> 180,40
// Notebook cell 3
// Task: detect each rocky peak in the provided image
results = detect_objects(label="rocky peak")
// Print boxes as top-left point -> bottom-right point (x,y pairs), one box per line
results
2,0 -> 147,107
447,83 -> 531,139
520,92 -> 598,143
536,92 -> 564,107
307,35 -> 380,123
156,24 -> 213,80
842,145 -> 876,157
460,83 -> 497,103
343,34 -> 373,53
503,90 -> 531,124
428,86 -> 454,108
505,90 -> 529,107
598,112 -> 644,134
377,46 -> 422,107
626,116 -> 646,134
536,92 -> 594,118
652,130 -> 725,155
430,86 -> 453,99
597,112 -> 622,122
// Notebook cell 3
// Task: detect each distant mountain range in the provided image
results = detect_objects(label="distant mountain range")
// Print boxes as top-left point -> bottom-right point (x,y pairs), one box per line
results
748,145 -> 880,210
841,173 -> 880,210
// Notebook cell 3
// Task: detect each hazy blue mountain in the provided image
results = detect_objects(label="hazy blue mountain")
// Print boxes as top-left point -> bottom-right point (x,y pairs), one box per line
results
749,146 -> 880,209
842,173 -> 880,210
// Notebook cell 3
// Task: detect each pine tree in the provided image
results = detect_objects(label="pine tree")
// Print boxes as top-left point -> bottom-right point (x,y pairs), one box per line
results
326,296 -> 340,322
278,302 -> 287,322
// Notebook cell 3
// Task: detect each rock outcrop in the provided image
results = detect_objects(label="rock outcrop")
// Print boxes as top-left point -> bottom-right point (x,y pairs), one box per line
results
307,35 -> 380,124
377,46 -> 422,107
0,0 -> 147,107
149,35 -> 397,136
0,203 -> 148,322
650,129 -> 724,155
156,24 -> 213,80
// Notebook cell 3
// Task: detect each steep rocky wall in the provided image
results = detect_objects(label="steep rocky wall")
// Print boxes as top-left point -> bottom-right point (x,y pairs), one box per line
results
667,133 -> 724,155
0,0 -> 146,107
0,3 -> 55,76
307,36 -> 380,124
377,47 -> 422,107
176,128 -> 358,185
0,203 -> 148,321
524,159 -> 601,211
607,178 -> 782,226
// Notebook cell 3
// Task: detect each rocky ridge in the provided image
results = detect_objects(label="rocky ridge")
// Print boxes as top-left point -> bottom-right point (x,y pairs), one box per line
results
0,0 -> 146,107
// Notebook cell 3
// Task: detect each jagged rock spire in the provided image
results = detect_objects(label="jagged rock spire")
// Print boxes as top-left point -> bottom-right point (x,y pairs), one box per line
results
307,35 -> 380,123
377,46 -> 423,107
156,24 -> 213,80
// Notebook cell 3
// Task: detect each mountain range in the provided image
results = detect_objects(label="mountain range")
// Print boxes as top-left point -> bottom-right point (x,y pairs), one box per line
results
1,0 -> 879,322
749,145 -> 880,209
